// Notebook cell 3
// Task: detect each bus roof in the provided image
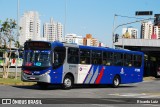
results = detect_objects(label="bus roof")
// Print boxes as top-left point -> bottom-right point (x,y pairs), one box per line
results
26,41 -> 143,55
62,41 -> 143,55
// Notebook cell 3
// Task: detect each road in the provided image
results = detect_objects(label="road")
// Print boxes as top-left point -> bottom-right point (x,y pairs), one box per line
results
0,79 -> 160,107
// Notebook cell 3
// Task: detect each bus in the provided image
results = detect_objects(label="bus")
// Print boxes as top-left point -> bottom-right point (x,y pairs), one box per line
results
21,41 -> 144,89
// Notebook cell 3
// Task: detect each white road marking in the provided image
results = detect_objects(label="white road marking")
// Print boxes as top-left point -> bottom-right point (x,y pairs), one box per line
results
92,104 -> 116,107
109,93 -> 160,98
143,104 -> 160,107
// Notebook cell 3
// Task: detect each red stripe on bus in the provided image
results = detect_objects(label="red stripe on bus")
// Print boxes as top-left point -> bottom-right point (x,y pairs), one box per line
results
95,67 -> 104,84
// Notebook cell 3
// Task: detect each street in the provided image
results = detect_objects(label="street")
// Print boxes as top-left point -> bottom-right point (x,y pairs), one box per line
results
0,79 -> 160,107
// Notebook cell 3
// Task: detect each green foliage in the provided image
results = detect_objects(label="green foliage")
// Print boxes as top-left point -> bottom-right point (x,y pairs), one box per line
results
14,41 -> 20,48
0,18 -> 17,49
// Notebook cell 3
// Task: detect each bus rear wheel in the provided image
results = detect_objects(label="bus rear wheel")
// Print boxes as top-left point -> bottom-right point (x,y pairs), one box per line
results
112,75 -> 120,88
62,75 -> 73,89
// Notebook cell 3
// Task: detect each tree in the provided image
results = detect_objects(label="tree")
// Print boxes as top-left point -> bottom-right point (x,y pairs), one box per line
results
0,19 -> 17,78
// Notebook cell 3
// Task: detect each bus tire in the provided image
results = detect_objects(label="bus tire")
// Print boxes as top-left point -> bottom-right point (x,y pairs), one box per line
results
112,75 -> 120,88
37,82 -> 49,89
62,75 -> 73,89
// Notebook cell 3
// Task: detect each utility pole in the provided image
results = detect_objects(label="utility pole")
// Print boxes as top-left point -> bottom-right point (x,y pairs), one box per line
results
64,0 -> 67,41
15,0 -> 19,79
112,14 -> 117,48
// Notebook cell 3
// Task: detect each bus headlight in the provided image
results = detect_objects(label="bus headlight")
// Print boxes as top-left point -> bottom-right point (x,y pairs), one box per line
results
40,70 -> 51,76
22,70 -> 32,75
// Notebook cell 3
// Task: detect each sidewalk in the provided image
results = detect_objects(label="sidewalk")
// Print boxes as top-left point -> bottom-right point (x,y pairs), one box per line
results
143,76 -> 156,81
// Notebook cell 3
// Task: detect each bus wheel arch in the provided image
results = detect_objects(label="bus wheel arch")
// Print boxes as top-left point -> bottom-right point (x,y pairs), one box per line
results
62,73 -> 74,89
112,75 -> 121,88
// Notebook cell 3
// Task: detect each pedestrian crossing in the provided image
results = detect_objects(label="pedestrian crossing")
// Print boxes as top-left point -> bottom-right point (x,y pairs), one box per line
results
109,93 -> 160,98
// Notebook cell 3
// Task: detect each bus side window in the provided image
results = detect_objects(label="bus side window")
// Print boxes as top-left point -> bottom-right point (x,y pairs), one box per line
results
133,55 -> 142,67
103,52 -> 113,66
80,49 -> 91,64
68,48 -> 79,64
124,54 -> 132,67
114,52 -> 123,66
92,50 -> 102,65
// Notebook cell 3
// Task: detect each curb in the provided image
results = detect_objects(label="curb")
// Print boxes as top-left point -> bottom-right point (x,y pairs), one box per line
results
143,77 -> 155,81
0,82 -> 36,86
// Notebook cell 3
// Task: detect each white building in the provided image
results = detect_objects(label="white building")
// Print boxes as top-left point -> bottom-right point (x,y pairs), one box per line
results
19,11 -> 41,45
153,26 -> 160,39
43,18 -> 63,42
122,27 -> 138,39
65,34 -> 83,45
141,21 -> 153,39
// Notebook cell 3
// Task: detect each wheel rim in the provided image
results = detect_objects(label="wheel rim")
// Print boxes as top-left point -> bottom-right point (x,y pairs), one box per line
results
64,78 -> 72,88
114,78 -> 119,86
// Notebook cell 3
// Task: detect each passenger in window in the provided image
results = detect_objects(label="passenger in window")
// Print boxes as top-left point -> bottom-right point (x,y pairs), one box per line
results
93,59 -> 97,64
128,63 -> 132,67
81,58 -> 86,64
106,62 -> 111,65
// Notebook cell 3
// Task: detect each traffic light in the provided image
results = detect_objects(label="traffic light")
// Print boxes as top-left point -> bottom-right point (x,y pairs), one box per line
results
115,34 -> 119,42
135,11 -> 153,16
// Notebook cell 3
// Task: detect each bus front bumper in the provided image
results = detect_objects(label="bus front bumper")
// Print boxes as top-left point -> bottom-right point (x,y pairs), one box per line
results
21,72 -> 51,83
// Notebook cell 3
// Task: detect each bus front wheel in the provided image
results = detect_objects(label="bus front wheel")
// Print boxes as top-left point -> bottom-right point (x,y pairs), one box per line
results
112,75 -> 120,88
62,75 -> 73,89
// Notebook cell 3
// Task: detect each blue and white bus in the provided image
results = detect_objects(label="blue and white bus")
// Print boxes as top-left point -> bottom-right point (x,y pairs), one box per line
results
21,41 -> 144,89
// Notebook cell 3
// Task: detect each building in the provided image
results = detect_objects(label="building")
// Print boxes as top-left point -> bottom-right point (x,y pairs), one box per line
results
65,34 -> 83,45
154,14 -> 160,26
122,27 -> 138,39
43,18 -> 63,42
141,21 -> 153,39
19,11 -> 41,45
152,26 -> 160,39
152,15 -> 160,39
83,34 -> 99,47
99,42 -> 106,47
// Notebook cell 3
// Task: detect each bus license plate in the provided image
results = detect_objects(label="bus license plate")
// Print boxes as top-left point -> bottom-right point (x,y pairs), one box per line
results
29,77 -> 35,80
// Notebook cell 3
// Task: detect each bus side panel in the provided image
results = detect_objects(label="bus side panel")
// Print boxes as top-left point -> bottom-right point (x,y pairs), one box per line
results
50,66 -> 63,84
121,67 -> 134,84
112,66 -> 127,84
82,65 -> 95,84
62,63 -> 79,84
78,64 -> 92,84
97,66 -> 112,84
133,67 -> 144,83
104,66 -> 131,84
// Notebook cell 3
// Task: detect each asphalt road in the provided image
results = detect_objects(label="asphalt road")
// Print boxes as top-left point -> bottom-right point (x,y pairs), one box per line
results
0,79 -> 160,107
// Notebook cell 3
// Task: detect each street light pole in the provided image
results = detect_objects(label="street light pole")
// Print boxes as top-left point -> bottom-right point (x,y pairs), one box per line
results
64,0 -> 67,41
15,0 -> 19,79
112,14 -> 117,48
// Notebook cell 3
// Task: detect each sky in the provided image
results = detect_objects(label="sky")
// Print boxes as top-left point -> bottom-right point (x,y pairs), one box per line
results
1,0 -> 160,47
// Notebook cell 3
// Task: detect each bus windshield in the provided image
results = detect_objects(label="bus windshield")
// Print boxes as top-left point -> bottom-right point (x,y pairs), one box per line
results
23,50 -> 51,67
